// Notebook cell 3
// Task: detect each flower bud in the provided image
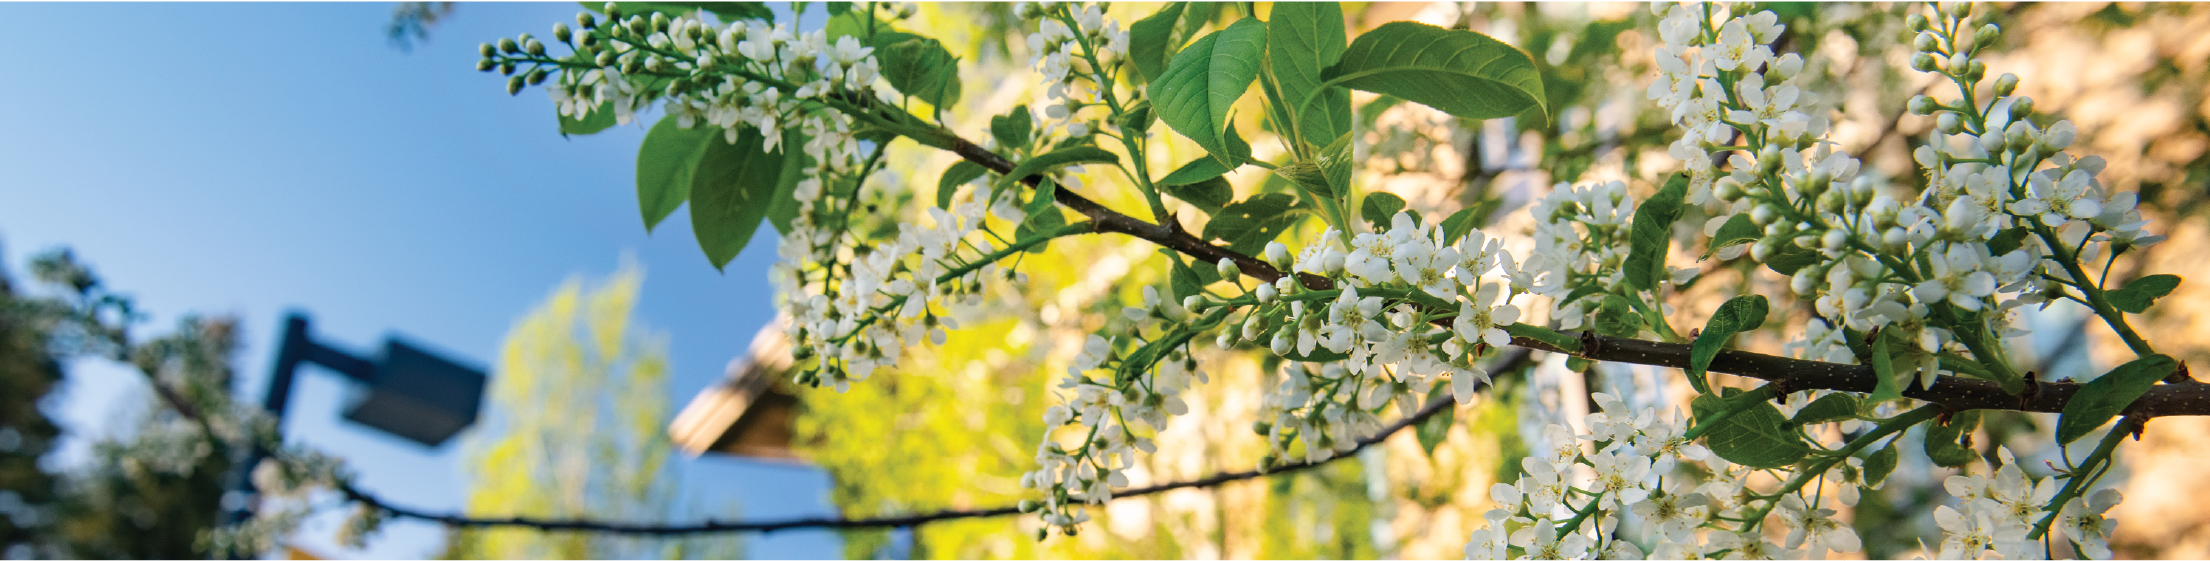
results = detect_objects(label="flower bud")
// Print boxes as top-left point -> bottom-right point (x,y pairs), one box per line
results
1794,234 -> 1820,250
1907,13 -> 1931,32
499,37 -> 521,54
480,43 -> 498,57
1252,421 -> 1272,436
1978,129 -> 2006,153
1791,268 -> 1819,294
1976,23 -> 2001,50
1270,332 -> 1292,355
595,50 -> 617,67
577,11 -> 597,29
553,22 -> 573,43
1750,204 -> 1779,226
1936,113 -> 1962,135
1850,177 -> 1877,206
622,57 -> 644,75
1951,2 -> 1972,18
1805,169 -> 1833,196
1822,229 -> 1849,251
1714,177 -> 1743,202
526,68 -> 550,86
1908,95 -> 1937,116
1993,73 -> 2019,97
1216,258 -> 1239,282
1817,189 -> 1846,213
499,61 -> 516,75
1018,500 -> 1037,513
1965,60 -> 1985,81
525,39 -> 546,56
581,34 -> 599,48
1882,227 -> 1909,250
507,75 -> 525,95
1765,221 -> 1795,237
2010,96 -> 2034,118
628,15 -> 649,36
1183,295 -> 1208,312
1758,144 -> 1783,173
1264,242 -> 1292,269
1257,283 -> 1278,304
1911,52 -> 1941,73
650,12 -> 670,33
1217,332 -> 1236,349
1751,238 -> 1777,262
1946,52 -> 1969,73
1913,32 -> 1940,53
476,58 -> 496,72
603,2 -> 621,19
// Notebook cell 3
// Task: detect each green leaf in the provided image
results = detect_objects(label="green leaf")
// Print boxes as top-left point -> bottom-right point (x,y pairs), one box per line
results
1316,133 -> 1355,200
1791,393 -> 1860,426
559,102 -> 618,136
991,105 -> 1034,152
1624,174 -> 1688,291
1157,126 -> 1252,186
1503,322 -> 1579,353
1416,384 -> 1455,459
1689,295 -> 1770,395
1360,192 -> 1407,226
1165,249 -> 1206,300
2057,354 -> 2178,444
1439,206 -> 1482,245
1024,176 -> 1060,217
1127,2 -> 1188,83
1163,176 -> 1234,216
1016,178 -> 1065,253
938,161 -> 989,210
2106,274 -> 2182,314
1279,345 -> 1350,363
872,31 -> 962,107
636,116 -> 718,231
1319,22 -> 1546,122
689,128 -> 794,269
1149,17 -> 1267,167
1271,162 -> 1331,198
1985,226 -> 2031,256
824,1 -> 851,16
1703,213 -> 1761,260
1864,329 -> 1905,409
1000,146 -> 1120,193
1863,443 -> 1899,487
1203,193 -> 1305,255
1924,410 -> 1981,468
1691,393 -> 1809,469
1764,243 -> 1821,276
1266,2 -> 1350,147
1591,294 -> 1646,339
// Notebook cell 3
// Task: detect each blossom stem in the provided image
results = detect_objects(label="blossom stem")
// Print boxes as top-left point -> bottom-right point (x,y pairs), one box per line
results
1737,405 -> 1940,533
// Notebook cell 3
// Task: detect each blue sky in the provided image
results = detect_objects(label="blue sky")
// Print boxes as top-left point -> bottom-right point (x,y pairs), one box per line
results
0,3 -> 840,558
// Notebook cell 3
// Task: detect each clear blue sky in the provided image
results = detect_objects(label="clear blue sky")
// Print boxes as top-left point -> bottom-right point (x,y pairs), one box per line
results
0,2 -> 840,558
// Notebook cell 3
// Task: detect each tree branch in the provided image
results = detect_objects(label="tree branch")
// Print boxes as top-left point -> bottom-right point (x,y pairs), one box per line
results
325,349 -> 1536,535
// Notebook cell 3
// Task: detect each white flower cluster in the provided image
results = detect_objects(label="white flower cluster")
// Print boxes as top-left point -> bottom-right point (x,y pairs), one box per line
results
1016,2 -> 1128,137
1934,449 -> 2123,560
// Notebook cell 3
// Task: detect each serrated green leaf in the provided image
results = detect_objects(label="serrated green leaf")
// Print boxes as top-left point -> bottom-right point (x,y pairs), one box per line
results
1625,174 -> 1688,291
1689,295 -> 1769,395
1158,126 -> 1252,186
1128,2 -> 1187,83
1439,206 -> 1482,245
1764,243 -> 1821,276
1691,393 -> 1809,469
559,101 -> 618,136
2107,274 -> 2182,314
636,115 -> 718,231
689,128 -> 794,269
1703,213 -> 1761,260
1863,443 -> 1899,487
938,161 -> 988,210
1864,329 -> 1905,409
1924,410 -> 1981,468
991,105 -> 1034,152
1163,176 -> 1234,216
1149,17 -> 1267,167
872,31 -> 961,107
1272,162 -> 1330,198
1203,193 -> 1305,254
1000,146 -> 1120,192
1316,133 -> 1354,199
1266,2 -> 1350,146
1416,384 -> 1455,459
1792,393 -> 1860,425
1319,22 -> 1545,122
2057,354 -> 2178,444
1361,192 -> 1407,226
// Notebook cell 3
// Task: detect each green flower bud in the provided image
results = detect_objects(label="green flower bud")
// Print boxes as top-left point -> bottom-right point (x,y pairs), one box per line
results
1252,421 -> 1272,436
498,37 -> 520,54
622,57 -> 643,75
595,50 -> 616,67
476,58 -> 496,72
525,39 -> 546,57
2010,96 -> 2034,118
1850,177 -> 1877,206
1216,258 -> 1240,282
1937,112 -> 1963,134
628,15 -> 649,36
480,43 -> 498,57
1758,144 -> 1783,174
1913,32 -> 1940,53
664,80 -> 683,97
1714,177 -> 1743,202
1953,2 -> 1973,18
1750,203 -> 1779,226
507,75 -> 525,95
499,61 -> 516,75
1965,60 -> 1985,81
1907,13 -> 1931,32
1817,189 -> 1846,213
651,12 -> 669,33
1018,500 -> 1037,513
577,11 -> 597,29
1908,95 -> 1937,115
603,2 -> 621,20
526,68 -> 549,86
554,22 -> 573,43
1765,221 -> 1795,237
1911,52 -> 1941,72
581,33 -> 600,48
1975,23 -> 2000,50
1993,73 -> 2019,97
